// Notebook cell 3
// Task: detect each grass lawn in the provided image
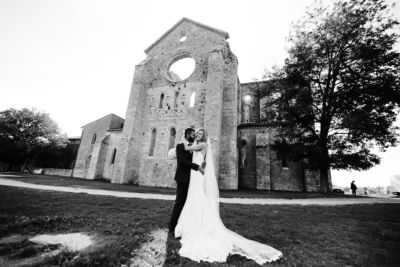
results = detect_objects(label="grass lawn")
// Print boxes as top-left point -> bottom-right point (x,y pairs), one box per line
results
0,185 -> 399,266
0,172 -> 360,199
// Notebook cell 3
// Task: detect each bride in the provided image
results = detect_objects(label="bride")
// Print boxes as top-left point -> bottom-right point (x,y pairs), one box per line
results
174,128 -> 282,265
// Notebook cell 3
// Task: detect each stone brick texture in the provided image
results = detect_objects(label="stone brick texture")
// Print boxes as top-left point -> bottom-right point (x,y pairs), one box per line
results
73,18 -> 321,192
239,82 -> 321,192
109,19 -> 239,189
73,114 -> 124,179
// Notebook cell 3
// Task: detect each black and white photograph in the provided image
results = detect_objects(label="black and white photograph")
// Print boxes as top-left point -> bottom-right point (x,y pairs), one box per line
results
0,0 -> 400,266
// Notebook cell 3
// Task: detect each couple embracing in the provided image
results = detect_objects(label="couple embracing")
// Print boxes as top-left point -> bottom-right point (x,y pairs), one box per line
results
168,127 -> 282,265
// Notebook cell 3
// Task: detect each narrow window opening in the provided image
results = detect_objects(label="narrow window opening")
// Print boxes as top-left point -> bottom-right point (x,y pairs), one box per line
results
244,105 -> 250,122
243,94 -> 251,123
190,92 -> 196,108
168,128 -> 176,151
149,128 -> 157,156
174,91 -> 179,107
91,134 -> 97,144
243,94 -> 252,105
282,157 -> 288,168
159,93 -> 164,109
179,36 -> 187,42
110,148 -> 117,164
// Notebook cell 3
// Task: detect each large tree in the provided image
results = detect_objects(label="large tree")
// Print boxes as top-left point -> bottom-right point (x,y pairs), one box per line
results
0,108 -> 68,170
262,0 -> 400,193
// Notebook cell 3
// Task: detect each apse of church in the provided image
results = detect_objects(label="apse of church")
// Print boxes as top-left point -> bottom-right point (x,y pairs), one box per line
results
73,18 -> 321,192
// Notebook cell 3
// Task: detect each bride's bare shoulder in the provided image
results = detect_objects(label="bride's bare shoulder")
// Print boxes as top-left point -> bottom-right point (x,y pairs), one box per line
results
200,142 -> 208,154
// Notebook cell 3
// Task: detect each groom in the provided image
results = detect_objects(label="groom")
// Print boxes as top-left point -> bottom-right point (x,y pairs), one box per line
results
168,127 -> 204,236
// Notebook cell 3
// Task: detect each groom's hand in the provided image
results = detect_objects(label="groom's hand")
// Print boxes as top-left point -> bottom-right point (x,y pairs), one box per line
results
201,161 -> 206,169
199,166 -> 205,175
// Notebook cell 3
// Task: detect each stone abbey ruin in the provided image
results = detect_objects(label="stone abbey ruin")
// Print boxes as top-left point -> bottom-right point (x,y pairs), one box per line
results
73,18 -> 323,191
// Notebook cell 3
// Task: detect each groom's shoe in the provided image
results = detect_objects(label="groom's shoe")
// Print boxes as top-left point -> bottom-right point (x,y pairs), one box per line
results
168,230 -> 175,239
168,232 -> 174,238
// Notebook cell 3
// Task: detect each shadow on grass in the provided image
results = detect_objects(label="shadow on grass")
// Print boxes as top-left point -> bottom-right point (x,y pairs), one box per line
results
163,235 -> 181,266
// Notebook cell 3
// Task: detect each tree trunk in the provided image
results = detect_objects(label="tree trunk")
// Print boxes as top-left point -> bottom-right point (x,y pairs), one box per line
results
20,158 -> 29,173
301,160 -> 307,192
319,167 -> 330,193
318,143 -> 332,193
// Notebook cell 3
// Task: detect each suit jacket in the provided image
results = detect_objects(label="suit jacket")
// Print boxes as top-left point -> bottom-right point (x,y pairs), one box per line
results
174,143 -> 199,183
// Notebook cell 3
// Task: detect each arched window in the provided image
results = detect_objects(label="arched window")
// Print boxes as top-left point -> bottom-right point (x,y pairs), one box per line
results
244,105 -> 250,122
243,94 -> 252,105
168,127 -> 176,151
243,94 -> 251,123
110,148 -> 117,164
174,91 -> 179,107
159,93 -> 164,109
149,128 -> 157,156
91,134 -> 97,144
190,92 -> 196,108
282,156 -> 288,168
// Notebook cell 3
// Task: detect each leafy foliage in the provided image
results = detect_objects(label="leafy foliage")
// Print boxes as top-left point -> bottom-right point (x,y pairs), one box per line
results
261,0 -> 400,192
0,108 -> 69,169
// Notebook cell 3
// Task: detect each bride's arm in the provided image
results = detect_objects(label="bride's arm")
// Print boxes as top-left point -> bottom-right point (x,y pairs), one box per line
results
183,142 -> 206,152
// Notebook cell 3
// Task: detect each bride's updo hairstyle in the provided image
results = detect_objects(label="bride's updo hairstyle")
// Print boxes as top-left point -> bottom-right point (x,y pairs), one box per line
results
196,128 -> 208,143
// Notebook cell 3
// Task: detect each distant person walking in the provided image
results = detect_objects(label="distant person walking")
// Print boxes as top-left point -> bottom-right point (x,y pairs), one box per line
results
351,181 -> 357,196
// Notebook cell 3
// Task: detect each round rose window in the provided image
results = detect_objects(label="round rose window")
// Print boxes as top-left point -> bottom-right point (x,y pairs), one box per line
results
168,57 -> 195,82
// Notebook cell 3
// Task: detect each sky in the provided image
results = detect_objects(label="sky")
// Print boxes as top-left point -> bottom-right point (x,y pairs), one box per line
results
0,0 -> 399,188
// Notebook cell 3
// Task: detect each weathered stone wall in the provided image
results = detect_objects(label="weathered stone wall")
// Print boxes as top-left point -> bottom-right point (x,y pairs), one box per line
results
204,50 -> 225,187
238,126 -> 306,191
219,45 -> 239,189
110,117 -> 124,129
239,81 -> 275,190
135,82 -> 208,187
73,114 -> 123,179
112,19 -> 238,189
268,129 -> 305,191
269,150 -> 304,191
238,126 -> 272,189
112,62 -> 152,184
91,135 -> 110,179
100,130 -> 122,180
33,168 -> 73,177
72,18 -> 322,192
73,116 -> 111,178
237,81 -> 322,192
256,133 -> 271,190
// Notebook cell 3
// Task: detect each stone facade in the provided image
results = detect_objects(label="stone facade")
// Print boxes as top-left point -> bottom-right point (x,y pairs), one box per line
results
238,81 -> 320,192
73,18 -> 321,192
109,18 -> 238,189
73,114 -> 124,180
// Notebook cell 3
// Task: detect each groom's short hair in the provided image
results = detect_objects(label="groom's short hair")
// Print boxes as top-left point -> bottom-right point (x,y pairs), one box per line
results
184,128 -> 195,138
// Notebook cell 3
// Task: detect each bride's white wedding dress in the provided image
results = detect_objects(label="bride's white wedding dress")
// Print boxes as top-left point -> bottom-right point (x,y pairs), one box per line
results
175,140 -> 282,265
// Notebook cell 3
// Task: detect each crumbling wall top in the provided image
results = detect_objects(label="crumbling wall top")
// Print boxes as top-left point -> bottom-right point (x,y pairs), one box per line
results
144,17 -> 229,54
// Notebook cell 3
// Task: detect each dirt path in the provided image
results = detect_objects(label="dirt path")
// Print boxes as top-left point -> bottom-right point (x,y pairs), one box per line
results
0,178 -> 399,205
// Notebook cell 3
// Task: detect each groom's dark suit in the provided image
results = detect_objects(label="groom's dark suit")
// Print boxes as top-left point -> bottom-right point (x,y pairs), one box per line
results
169,142 -> 200,234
